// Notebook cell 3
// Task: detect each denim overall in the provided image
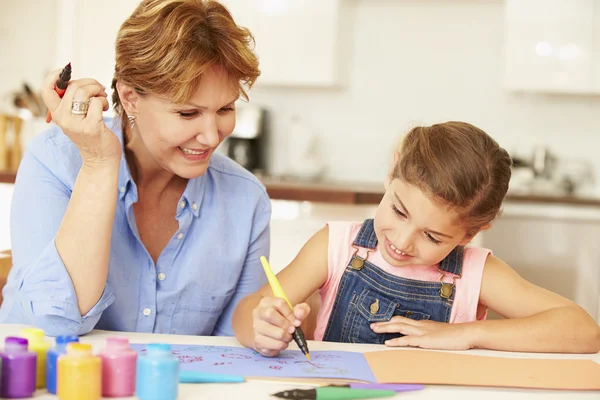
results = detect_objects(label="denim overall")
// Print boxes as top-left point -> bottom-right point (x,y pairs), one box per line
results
322,219 -> 464,344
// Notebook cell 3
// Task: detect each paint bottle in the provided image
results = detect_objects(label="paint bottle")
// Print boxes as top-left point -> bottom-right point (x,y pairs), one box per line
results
136,343 -> 179,400
0,337 -> 37,398
46,335 -> 79,394
57,343 -> 101,400
98,337 -> 137,397
20,327 -> 51,389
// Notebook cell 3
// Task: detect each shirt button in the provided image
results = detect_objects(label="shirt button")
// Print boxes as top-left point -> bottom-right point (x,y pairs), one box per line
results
158,272 -> 166,281
191,203 -> 198,211
179,201 -> 186,209
143,308 -> 152,316
177,233 -> 184,240
119,187 -> 125,193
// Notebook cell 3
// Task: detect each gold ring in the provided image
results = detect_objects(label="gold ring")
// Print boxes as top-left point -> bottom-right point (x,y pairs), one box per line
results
71,100 -> 90,115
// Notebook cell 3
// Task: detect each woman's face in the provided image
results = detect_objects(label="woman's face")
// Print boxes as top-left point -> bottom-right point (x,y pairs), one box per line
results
132,65 -> 239,179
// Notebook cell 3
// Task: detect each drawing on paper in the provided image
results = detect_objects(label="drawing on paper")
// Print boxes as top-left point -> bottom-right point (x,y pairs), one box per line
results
129,343 -> 375,382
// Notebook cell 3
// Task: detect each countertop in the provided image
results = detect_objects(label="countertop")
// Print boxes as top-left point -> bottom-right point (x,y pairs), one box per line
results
3,169 -> 600,207
258,176 -> 600,207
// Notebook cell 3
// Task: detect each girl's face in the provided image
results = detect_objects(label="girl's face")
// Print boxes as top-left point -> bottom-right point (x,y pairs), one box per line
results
374,179 -> 473,268
131,65 -> 239,179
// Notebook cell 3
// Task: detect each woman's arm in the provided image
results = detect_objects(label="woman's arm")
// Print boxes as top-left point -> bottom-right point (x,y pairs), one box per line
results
232,226 -> 329,353
54,162 -> 120,315
40,71 -> 123,316
6,133 -> 117,336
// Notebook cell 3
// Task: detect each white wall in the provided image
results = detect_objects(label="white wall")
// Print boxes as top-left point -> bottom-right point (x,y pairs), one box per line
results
0,0 -> 59,111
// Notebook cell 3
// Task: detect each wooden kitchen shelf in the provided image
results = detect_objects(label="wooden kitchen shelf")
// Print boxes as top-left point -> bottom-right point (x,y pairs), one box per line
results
0,170 -> 16,184
3,169 -> 600,207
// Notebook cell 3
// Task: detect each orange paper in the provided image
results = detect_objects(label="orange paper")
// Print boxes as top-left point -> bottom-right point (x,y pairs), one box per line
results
364,349 -> 600,390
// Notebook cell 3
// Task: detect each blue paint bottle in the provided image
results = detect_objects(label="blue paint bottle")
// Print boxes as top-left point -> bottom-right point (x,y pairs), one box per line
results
46,335 -> 79,394
136,343 -> 179,400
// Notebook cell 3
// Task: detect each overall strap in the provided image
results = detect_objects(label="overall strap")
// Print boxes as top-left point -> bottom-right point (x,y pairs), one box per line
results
351,219 -> 378,250
439,246 -> 464,276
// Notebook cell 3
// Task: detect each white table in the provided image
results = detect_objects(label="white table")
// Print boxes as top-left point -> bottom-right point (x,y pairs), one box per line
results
0,324 -> 598,399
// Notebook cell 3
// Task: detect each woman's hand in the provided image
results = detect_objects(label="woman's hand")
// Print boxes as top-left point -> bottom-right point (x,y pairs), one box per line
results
252,297 -> 310,357
371,316 -> 476,350
41,69 -> 122,167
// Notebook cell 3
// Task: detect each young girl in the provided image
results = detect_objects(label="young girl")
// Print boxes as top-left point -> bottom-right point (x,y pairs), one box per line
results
232,122 -> 600,355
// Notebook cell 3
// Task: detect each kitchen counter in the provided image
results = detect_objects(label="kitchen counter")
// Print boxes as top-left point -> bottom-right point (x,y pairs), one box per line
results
259,176 -> 600,208
3,169 -> 600,208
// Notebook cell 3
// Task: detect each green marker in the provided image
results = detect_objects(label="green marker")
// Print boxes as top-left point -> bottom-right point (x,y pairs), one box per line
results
271,387 -> 396,400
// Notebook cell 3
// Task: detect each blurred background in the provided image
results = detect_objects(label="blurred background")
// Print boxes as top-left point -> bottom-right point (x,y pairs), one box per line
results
1,0 -> 599,322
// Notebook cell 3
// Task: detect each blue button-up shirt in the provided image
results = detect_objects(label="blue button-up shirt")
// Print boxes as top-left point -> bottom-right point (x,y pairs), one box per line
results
0,118 -> 270,337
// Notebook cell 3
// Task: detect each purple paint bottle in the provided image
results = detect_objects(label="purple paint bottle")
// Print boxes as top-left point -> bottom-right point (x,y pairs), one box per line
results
0,337 -> 37,398
98,337 -> 138,397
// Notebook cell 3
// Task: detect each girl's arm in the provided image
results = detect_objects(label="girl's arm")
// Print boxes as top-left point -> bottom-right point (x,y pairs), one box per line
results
232,226 -> 329,355
470,255 -> 600,353
376,255 -> 600,353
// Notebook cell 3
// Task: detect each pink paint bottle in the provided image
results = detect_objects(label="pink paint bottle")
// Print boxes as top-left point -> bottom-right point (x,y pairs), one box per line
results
98,337 -> 137,397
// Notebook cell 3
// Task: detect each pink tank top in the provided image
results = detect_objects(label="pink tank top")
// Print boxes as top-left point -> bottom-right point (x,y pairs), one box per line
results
314,221 -> 491,341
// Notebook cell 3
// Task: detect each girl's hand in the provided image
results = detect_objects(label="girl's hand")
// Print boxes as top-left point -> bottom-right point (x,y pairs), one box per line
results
371,316 -> 476,350
41,69 -> 122,167
252,297 -> 310,357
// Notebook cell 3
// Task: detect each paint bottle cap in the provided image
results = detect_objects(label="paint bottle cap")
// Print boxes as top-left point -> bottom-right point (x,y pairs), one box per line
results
20,328 -> 45,342
56,335 -> 79,346
66,343 -> 93,356
146,343 -> 171,354
5,336 -> 29,351
106,337 -> 130,350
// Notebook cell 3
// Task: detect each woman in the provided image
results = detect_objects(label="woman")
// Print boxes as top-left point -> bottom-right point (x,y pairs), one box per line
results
0,0 -> 269,337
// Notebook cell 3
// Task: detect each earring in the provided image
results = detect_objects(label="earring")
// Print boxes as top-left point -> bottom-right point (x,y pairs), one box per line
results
127,115 -> 136,129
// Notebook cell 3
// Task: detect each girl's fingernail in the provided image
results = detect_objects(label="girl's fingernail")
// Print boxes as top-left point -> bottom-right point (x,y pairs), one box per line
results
294,319 -> 301,326
288,326 -> 295,334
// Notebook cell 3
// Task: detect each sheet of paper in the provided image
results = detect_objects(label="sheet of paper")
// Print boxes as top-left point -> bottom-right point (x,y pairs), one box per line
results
364,349 -> 600,390
130,344 -> 376,382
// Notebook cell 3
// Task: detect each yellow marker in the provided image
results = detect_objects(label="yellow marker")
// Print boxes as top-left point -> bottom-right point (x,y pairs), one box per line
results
20,328 -> 51,389
260,256 -> 311,361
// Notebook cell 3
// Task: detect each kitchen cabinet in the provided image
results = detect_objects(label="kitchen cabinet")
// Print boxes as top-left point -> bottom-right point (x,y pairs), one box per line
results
57,0 -> 352,90
220,0 -> 353,87
479,202 -> 600,323
56,0 -> 140,96
503,0 -> 596,94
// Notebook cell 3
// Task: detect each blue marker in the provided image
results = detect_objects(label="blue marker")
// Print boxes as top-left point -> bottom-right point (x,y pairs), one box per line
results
46,335 -> 79,394
179,370 -> 245,383
136,343 -> 179,400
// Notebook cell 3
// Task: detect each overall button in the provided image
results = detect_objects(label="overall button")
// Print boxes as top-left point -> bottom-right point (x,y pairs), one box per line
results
191,203 -> 198,211
143,308 -> 152,316
179,201 -> 186,209
158,273 -> 166,281
119,187 -> 126,193
177,233 -> 184,240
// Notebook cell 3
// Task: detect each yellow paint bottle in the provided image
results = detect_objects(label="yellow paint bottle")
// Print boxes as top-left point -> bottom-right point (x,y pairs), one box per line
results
57,343 -> 101,400
20,327 -> 51,388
